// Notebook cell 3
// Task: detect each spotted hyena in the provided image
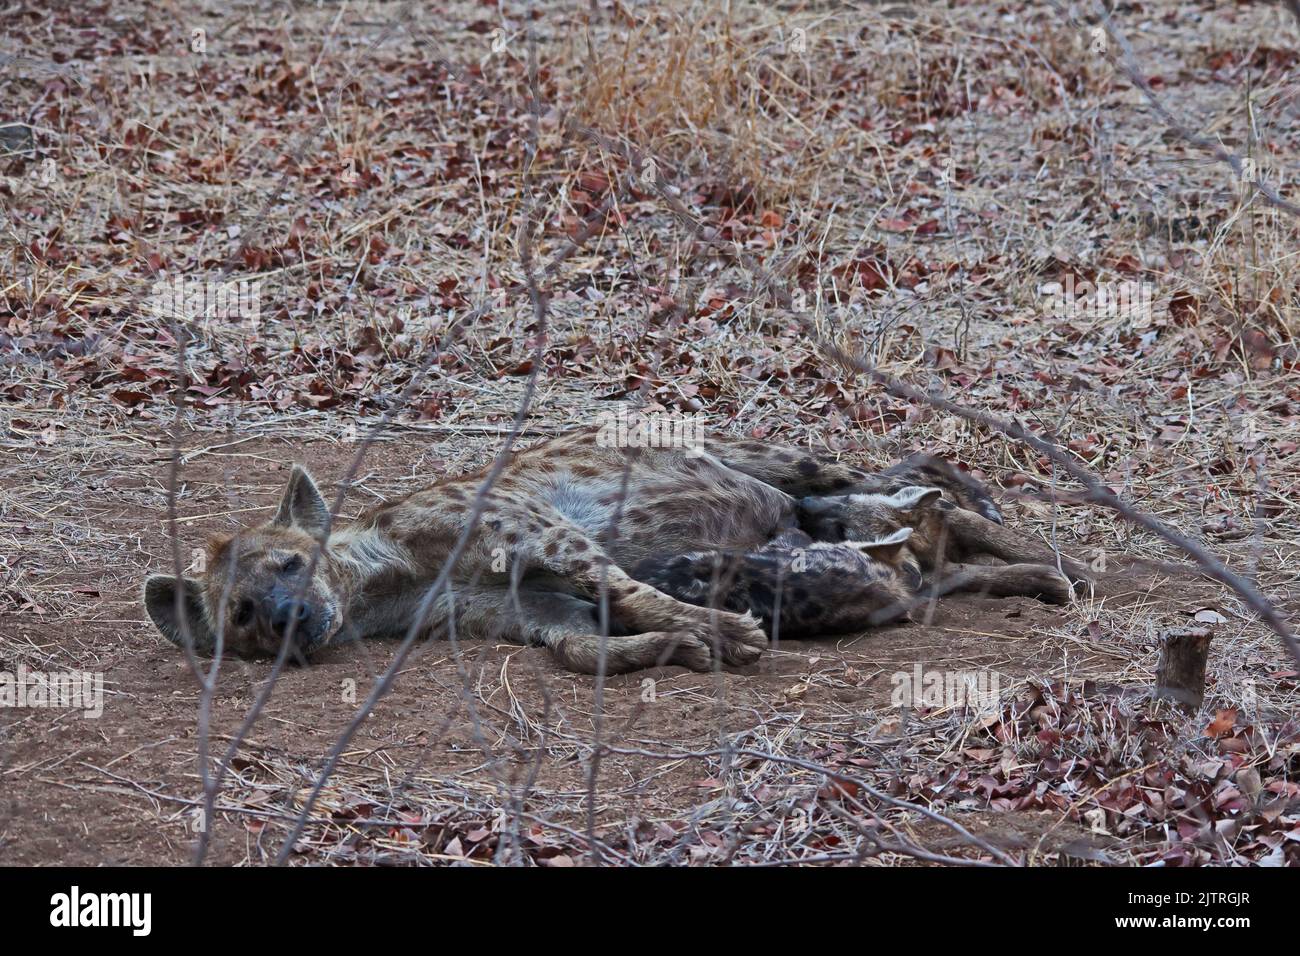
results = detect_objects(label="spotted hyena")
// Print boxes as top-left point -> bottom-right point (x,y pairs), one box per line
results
143,426 -> 1087,674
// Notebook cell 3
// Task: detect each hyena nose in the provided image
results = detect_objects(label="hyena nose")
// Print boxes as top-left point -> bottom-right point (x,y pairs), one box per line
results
270,598 -> 311,636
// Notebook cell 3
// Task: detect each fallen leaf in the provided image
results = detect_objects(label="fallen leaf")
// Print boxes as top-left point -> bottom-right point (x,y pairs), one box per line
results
1206,709 -> 1238,738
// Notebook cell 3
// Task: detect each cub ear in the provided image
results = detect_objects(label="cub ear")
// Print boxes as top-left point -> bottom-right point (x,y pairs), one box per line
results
143,575 -> 216,653
273,464 -> 330,538
883,486 -> 943,513
853,526 -> 914,562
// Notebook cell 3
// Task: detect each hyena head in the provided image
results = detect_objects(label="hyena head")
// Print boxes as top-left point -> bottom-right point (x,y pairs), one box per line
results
143,466 -> 346,659
796,486 -> 947,563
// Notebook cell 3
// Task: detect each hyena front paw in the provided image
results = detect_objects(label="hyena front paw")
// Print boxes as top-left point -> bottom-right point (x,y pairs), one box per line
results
665,633 -> 713,671
1030,566 -> 1074,604
693,610 -> 766,667
1058,559 -> 1094,589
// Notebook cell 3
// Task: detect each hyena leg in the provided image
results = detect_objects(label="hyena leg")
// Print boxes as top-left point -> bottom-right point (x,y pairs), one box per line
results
923,562 -> 1073,605
503,521 -> 766,667
548,627 -> 712,674
582,561 -> 766,667
448,585 -> 710,673
943,507 -> 1090,585
504,588 -> 712,674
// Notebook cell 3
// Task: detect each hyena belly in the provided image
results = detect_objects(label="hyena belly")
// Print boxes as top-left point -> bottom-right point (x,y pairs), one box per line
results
631,532 -> 912,639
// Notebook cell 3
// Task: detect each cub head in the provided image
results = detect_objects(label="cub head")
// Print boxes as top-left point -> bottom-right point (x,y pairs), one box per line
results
143,466 -> 344,659
796,486 -> 947,556
630,551 -> 729,606
842,527 -> 923,595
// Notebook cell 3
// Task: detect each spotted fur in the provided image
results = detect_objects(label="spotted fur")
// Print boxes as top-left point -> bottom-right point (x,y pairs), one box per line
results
632,528 -> 921,638
143,425 -> 1085,674
633,481 -> 1078,639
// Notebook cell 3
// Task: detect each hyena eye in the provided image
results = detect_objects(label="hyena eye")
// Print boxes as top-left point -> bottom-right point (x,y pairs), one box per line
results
834,522 -> 848,542
281,554 -> 304,574
234,599 -> 255,628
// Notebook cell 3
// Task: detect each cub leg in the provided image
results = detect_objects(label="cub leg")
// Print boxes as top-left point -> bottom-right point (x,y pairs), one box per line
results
923,562 -> 1073,604
942,507 -> 1090,585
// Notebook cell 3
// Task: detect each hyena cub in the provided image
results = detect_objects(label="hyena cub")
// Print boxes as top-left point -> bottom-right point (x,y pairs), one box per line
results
631,527 -> 920,638
634,485 -> 1075,638
794,484 -> 1078,602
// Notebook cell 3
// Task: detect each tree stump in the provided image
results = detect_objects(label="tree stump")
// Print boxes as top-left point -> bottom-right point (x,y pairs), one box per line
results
1155,628 -> 1211,710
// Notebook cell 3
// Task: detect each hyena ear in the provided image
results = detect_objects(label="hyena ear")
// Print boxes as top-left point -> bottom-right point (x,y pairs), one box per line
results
143,575 -> 216,653
883,486 -> 943,513
273,465 -> 330,538
854,527 -> 914,562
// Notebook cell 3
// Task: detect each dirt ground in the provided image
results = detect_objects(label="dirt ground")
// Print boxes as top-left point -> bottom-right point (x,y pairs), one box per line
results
0,427 -> 1284,865
2,1 -> 1299,865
